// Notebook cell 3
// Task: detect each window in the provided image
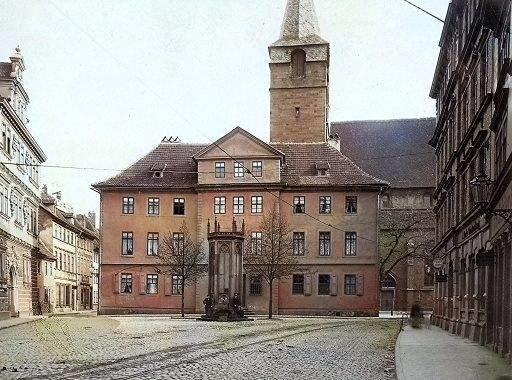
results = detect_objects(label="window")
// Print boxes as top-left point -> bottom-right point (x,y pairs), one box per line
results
319,232 -> 331,256
233,196 -> 244,214
252,161 -> 262,177
11,194 -> 22,224
292,274 -> 304,294
172,275 -> 183,295
172,233 -> 185,253
0,184 -> 8,216
345,196 -> 357,214
293,232 -> 305,256
344,275 -> 357,295
122,197 -> 134,214
345,232 -> 357,256
249,277 -> 262,296
121,273 -> 133,293
251,196 -> 263,213
424,266 -> 434,287
148,197 -> 160,215
319,196 -> 331,214
251,232 -> 262,255
122,232 -> 134,255
318,274 -> 330,295
291,49 -> 306,77
215,162 -> 226,178
146,274 -> 158,294
214,196 -> 226,214
173,198 -> 185,215
147,233 -> 159,256
234,161 -> 245,177
293,196 -> 305,213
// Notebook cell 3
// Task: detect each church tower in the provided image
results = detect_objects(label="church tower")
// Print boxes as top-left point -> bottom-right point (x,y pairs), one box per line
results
269,0 -> 330,143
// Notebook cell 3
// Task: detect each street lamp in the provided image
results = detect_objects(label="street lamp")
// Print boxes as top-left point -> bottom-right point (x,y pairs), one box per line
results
469,173 -> 512,223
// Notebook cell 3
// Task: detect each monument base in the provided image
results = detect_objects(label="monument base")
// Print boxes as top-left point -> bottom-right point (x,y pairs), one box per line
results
197,314 -> 254,322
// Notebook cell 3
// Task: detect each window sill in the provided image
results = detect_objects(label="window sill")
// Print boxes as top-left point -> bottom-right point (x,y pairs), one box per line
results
121,254 -> 134,258
146,214 -> 160,217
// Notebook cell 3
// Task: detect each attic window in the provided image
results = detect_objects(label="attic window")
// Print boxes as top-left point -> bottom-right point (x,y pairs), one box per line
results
315,162 -> 330,176
150,163 -> 166,178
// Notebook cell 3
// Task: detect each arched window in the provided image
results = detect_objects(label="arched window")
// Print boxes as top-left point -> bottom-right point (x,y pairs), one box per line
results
382,273 -> 397,288
291,49 -> 306,77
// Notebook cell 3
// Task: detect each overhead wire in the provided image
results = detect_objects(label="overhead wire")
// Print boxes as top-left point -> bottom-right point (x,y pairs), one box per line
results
41,1 -> 440,244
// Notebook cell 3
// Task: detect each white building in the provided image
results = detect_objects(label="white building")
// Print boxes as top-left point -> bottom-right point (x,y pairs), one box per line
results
0,47 -> 47,319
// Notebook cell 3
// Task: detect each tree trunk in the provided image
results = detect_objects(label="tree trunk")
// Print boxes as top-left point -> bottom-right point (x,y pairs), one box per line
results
268,280 -> 273,319
181,288 -> 185,318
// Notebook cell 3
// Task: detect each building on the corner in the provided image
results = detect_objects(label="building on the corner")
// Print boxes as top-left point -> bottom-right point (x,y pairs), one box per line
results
331,118 -> 436,312
0,48 -> 47,319
93,0 -> 388,316
38,188 -> 98,313
429,0 -> 512,358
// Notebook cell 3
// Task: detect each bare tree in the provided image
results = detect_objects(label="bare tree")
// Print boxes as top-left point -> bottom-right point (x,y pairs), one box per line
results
156,222 -> 207,317
379,210 -> 435,282
244,203 -> 307,319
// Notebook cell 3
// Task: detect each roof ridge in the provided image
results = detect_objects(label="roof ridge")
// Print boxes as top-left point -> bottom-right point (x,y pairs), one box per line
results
331,117 -> 436,125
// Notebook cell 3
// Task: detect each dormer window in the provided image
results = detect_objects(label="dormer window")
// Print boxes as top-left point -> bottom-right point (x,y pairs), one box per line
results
315,162 -> 330,176
150,163 -> 166,178
291,49 -> 306,78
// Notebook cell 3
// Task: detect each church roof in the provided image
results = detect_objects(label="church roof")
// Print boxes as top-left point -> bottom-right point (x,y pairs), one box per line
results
271,0 -> 328,47
330,118 -> 436,189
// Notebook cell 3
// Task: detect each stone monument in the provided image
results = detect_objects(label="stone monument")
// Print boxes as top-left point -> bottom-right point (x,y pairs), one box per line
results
199,218 -> 252,321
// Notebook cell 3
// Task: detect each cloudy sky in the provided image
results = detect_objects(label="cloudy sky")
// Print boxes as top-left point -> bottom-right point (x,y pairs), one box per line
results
0,0 -> 448,218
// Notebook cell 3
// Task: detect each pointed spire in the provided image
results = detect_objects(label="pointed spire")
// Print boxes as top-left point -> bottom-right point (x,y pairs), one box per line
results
280,0 -> 320,39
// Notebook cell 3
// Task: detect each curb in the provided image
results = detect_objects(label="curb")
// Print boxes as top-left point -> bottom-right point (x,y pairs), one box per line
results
0,317 -> 46,331
394,326 -> 406,380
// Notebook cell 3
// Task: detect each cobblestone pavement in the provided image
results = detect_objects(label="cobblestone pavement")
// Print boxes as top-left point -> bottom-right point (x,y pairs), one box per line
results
0,316 -> 399,380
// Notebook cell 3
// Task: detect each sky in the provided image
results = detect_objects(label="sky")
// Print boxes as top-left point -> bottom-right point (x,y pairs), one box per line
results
0,0 -> 448,218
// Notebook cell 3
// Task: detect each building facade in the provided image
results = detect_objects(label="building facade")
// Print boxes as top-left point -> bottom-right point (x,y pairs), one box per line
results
94,0 -> 387,316
38,189 -> 98,313
332,118 -> 436,312
429,0 -> 512,359
0,48 -> 47,319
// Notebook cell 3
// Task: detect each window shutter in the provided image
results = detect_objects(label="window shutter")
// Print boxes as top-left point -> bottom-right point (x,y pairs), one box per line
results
113,273 -> 119,294
164,275 -> 172,296
357,274 -> 364,296
304,274 -> 312,296
330,274 -> 337,296
139,274 -> 146,294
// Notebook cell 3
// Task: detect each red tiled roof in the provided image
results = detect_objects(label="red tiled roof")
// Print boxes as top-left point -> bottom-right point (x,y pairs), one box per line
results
93,140 -> 387,190
271,143 -> 387,187
93,143 -> 206,189
330,118 -> 436,189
